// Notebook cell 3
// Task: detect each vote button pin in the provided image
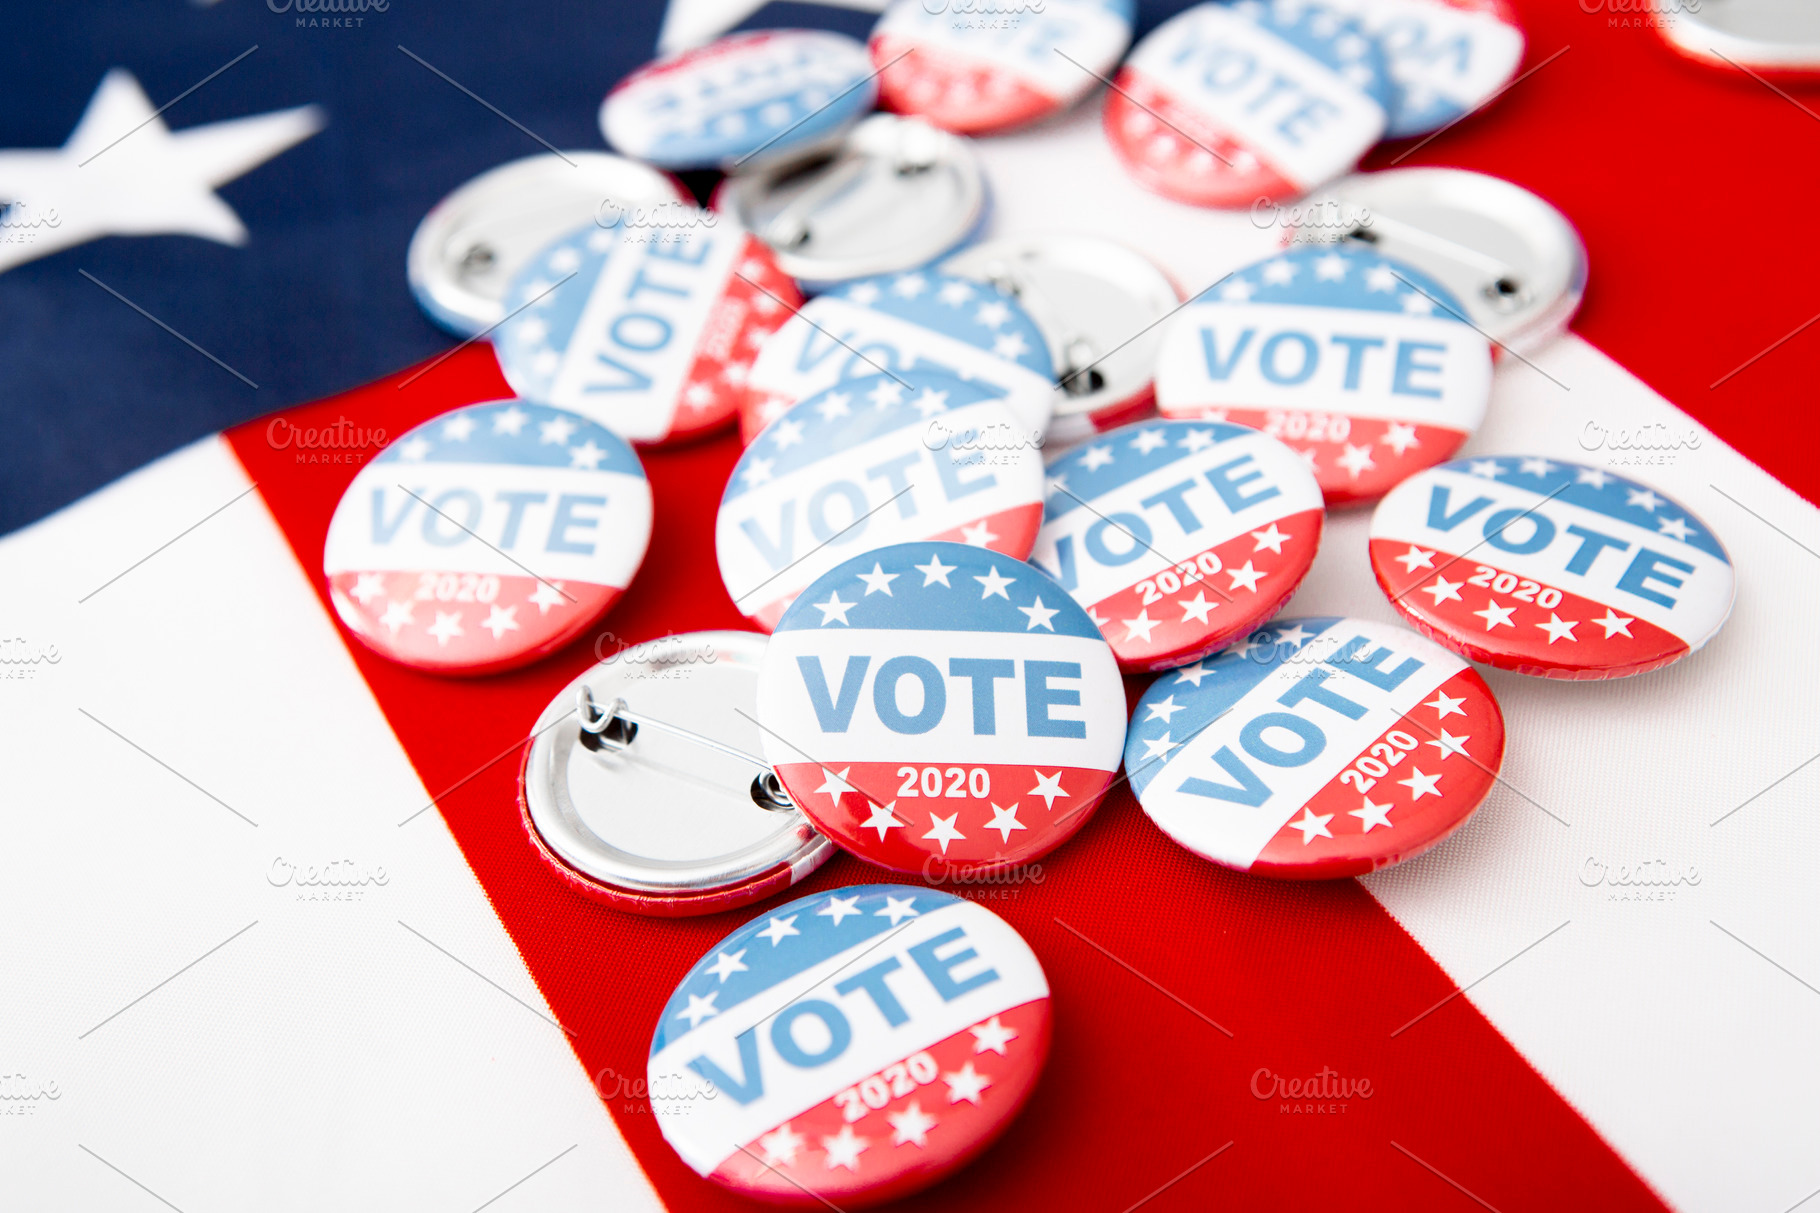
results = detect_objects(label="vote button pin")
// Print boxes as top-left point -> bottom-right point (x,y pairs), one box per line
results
1127,616 -> 1505,879
649,884 -> 1050,1206
1031,420 -> 1325,673
756,541 -> 1127,875
1369,458 -> 1736,679
322,401 -> 653,675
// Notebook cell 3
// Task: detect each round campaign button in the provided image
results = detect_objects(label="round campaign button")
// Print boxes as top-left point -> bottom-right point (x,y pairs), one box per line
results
493,213 -> 801,446
1126,615 -> 1505,879
1030,420 -> 1325,672
648,884 -> 1050,1205
1369,458 -> 1736,679
756,542 -> 1127,875
323,401 -> 653,675
1287,168 -> 1587,356
741,268 -> 1057,443
940,235 -> 1182,448
1660,2 -> 1820,78
600,30 -> 878,170
406,152 -> 690,338
869,0 -> 1135,134
1325,0 -> 1524,138
1154,243 -> 1492,506
520,631 -> 834,916
718,373 -> 1047,630
715,114 -> 988,289
1105,0 -> 1393,208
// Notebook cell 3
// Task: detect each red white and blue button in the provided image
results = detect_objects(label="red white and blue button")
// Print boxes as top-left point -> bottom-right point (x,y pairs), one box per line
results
648,884 -> 1050,1206
755,542 -> 1126,874
1155,243 -> 1492,506
1369,458 -> 1736,679
600,30 -> 879,170
1328,0 -> 1525,138
1031,420 -> 1324,672
323,401 -> 652,675
1127,615 -> 1505,879
869,0 -> 1135,134
1105,0 -> 1393,208
741,268 -> 1057,443
494,215 -> 800,446
718,373 -> 1047,631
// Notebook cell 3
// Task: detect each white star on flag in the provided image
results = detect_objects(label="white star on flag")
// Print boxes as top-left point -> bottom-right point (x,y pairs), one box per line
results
705,950 -> 747,982
1468,459 -> 1504,479
1131,429 -> 1168,455
1274,624 -> 1312,647
1226,561 -> 1264,592
569,440 -> 606,470
1657,516 -> 1692,541
1314,253 -> 1348,280
938,280 -> 974,306
379,599 -> 415,634
943,1062 -> 991,1104
817,895 -> 862,926
1173,661 -> 1212,687
1425,690 -> 1465,718
1365,265 -> 1398,292
1261,259 -> 1296,284
821,1125 -> 868,1171
756,915 -> 800,946
1397,768 -> 1442,800
891,272 -> 928,298
1141,732 -> 1178,761
912,388 -> 950,417
1400,292 -> 1437,316
1350,797 -> 1393,832
492,406 -> 529,435
814,592 -> 855,625
984,803 -> 1025,841
1018,596 -> 1059,631
876,895 -> 920,925
813,767 -> 855,808
770,418 -> 806,450
961,519 -> 999,547
1179,592 -> 1215,624
675,992 -> 719,1027
1123,610 -> 1159,642
1290,807 -> 1334,843
992,332 -> 1030,360
1536,613 -> 1579,644
441,415 -> 476,441
974,300 -> 1010,328
1423,575 -> 1464,605
1045,473 -> 1069,497
816,391 -> 852,420
1028,770 -> 1068,809
1337,443 -> 1376,478
1080,444 -> 1115,471
923,812 -> 965,853
1180,429 -> 1215,452
1627,488 -> 1663,511
428,611 -> 463,646
397,437 -> 432,462
480,605 -> 519,640
889,1102 -> 938,1148
861,801 -> 905,839
760,1123 -> 805,1166
350,573 -> 386,605
1577,467 -> 1611,488
1474,600 -> 1516,630
975,565 -> 1014,599
1379,422 -> 1419,455
1395,546 -> 1435,573
529,581 -> 567,614
1145,695 -> 1185,724
1219,278 -> 1256,302
856,563 -> 899,596
916,554 -> 957,586
970,1016 -> 1018,1054
846,282 -> 881,305
539,416 -> 578,445
869,380 -> 906,410
1519,457 -> 1556,476
1595,609 -> 1634,638
1426,730 -> 1471,760
1251,523 -> 1288,553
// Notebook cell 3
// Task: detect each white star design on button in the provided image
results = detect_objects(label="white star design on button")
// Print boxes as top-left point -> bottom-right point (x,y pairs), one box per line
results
1423,575 -> 1464,605
861,801 -> 905,839
682,380 -> 717,409
705,950 -> 748,982
813,767 -> 855,808
1379,422 -> 1419,455
816,391 -> 852,421
1178,592 -> 1215,624
1260,259 -> 1296,284
675,992 -> 719,1027
1350,796 -> 1393,832
569,440 -> 606,470
1397,768 -> 1442,800
1365,265 -> 1398,292
1313,253 -> 1348,281
913,387 -> 950,417
943,1062 -> 991,1105
916,554 -> 956,587
814,592 -> 855,625
1536,613 -> 1579,644
1336,443 -> 1376,479
869,380 -> 906,409
974,299 -> 1010,328
1122,610 -> 1159,642
1519,457 -> 1556,476
1219,277 -> 1256,302
1140,732 -> 1178,762
1274,624 -> 1312,647
975,566 -> 1014,599
1576,467 -> 1611,489
756,915 -> 800,946
1045,473 -> 1069,498
1028,770 -> 1068,809
992,332 -> 1030,360
984,803 -> 1025,841
546,246 -> 582,274
1131,429 -> 1168,455
492,406 -> 529,435
1227,561 -> 1264,592
923,812 -> 965,853
891,272 -> 928,298
821,1125 -> 868,1171
1298,447 -> 1320,472
1468,459 -> 1504,479
1657,516 -> 1692,541
1080,444 -> 1115,471
759,1123 -> 805,1166
350,572 -> 386,605
1145,695 -> 1185,724
441,415 -> 476,441
961,519 -> 999,547
889,1102 -> 938,1148
856,563 -> 899,596
876,895 -> 920,925
817,895 -> 862,926
1400,292 -> 1437,316
1251,523 -> 1288,553
1395,546 -> 1435,573
970,1017 -> 1018,1055
428,611 -> 463,646
1474,600 -> 1516,630
1425,690 -> 1465,718
0,70 -> 323,274
1594,609 -> 1634,638
397,436 -> 432,462
528,581 -> 566,614
1180,429 -> 1215,452
480,605 -> 519,640
846,282 -> 881,305
1627,488 -> 1663,512
1173,661 -> 1212,687
539,416 -> 578,445
769,418 -> 805,450
1289,808 -> 1333,843
1018,596 -> 1059,631
938,280 -> 974,306
379,599 -> 415,634
1426,730 -> 1471,759
1087,605 -> 1109,628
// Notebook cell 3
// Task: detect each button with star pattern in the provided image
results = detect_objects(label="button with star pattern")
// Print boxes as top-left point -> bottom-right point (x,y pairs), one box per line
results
1105,0 -> 1393,209
1127,615 -> 1505,879
323,401 -> 652,675
719,373 -> 1047,630
1031,420 -> 1324,672
868,0 -> 1135,134
648,884 -> 1050,1205
754,541 -> 1126,875
600,30 -> 878,170
1369,458 -> 1736,679
493,213 -> 800,446
740,268 -> 1057,443
1325,0 -> 1524,138
1154,244 -> 1492,506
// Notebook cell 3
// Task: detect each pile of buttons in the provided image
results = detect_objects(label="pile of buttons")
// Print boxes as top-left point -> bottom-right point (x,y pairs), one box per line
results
355,6 -> 1738,1202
